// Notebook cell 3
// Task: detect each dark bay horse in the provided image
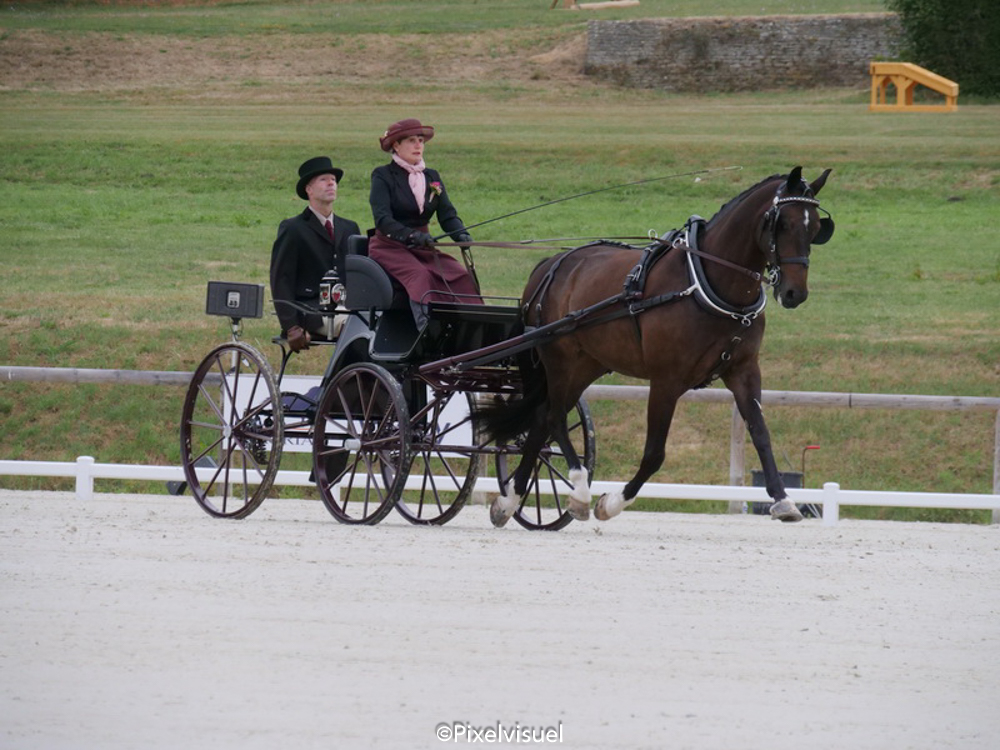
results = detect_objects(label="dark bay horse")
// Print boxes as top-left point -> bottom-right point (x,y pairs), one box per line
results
481,166 -> 834,527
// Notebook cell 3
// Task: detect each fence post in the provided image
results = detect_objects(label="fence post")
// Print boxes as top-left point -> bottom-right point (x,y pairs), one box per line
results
728,402 -> 745,513
993,410 -> 1000,525
76,456 -> 95,502
822,482 -> 840,526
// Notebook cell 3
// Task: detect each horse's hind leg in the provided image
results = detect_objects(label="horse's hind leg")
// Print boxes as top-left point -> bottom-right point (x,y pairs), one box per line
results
489,411 -> 548,528
546,407 -> 591,521
489,400 -> 592,526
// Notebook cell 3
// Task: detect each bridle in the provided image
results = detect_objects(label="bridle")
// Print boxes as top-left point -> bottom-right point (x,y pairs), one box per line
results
759,187 -> 835,287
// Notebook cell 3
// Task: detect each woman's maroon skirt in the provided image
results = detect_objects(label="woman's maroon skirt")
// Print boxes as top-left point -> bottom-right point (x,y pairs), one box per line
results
368,229 -> 482,305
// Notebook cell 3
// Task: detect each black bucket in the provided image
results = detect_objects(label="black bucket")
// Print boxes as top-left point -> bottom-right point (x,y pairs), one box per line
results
751,470 -> 802,489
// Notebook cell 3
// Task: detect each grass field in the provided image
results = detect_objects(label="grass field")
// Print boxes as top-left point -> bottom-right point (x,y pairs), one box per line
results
1,0 -> 998,521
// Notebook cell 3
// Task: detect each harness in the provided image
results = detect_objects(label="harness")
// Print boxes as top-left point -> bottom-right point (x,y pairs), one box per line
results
682,217 -> 767,327
436,183 -> 833,382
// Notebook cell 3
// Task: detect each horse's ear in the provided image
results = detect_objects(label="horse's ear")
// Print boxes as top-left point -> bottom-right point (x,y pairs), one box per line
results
810,168 -> 832,196
786,166 -> 803,192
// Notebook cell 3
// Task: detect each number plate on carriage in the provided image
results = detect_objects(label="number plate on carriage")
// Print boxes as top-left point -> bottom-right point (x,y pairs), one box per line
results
205,281 -> 265,319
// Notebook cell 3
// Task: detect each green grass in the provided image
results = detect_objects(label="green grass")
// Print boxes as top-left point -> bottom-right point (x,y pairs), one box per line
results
1,0 -> 889,36
1,0 -> 998,521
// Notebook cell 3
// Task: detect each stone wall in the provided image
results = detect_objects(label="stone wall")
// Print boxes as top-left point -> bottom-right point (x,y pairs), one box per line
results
584,13 -> 903,92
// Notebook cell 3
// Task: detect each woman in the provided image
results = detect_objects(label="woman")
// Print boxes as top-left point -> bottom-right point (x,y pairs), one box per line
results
368,118 -> 480,325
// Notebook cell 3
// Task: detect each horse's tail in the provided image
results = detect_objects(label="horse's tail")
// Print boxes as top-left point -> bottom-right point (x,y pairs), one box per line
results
474,351 -> 547,445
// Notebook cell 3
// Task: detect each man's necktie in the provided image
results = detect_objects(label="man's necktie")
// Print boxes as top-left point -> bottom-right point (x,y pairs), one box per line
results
324,219 -> 334,241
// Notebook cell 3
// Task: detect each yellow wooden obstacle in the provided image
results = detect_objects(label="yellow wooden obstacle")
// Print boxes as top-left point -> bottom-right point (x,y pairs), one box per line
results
870,62 -> 958,112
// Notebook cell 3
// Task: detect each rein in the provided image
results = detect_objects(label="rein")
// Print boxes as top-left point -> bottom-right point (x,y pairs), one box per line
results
430,166 -> 743,242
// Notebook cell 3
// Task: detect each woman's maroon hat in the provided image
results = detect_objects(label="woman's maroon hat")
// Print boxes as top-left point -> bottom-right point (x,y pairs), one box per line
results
379,118 -> 435,152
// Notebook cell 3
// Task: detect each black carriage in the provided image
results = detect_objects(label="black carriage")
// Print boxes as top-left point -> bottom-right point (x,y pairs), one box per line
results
179,236 -> 595,530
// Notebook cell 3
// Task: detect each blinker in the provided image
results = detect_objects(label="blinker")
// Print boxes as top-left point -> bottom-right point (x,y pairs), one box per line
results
813,215 -> 835,245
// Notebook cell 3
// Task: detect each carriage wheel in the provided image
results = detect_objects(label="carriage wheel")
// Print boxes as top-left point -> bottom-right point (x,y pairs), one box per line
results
180,342 -> 282,519
396,390 -> 482,525
313,363 -> 413,525
495,398 -> 596,531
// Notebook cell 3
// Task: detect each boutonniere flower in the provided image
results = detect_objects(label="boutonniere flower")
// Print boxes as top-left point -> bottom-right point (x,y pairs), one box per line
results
429,181 -> 443,197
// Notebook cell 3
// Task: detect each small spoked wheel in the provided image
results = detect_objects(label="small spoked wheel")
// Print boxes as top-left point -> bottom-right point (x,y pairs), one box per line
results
313,363 -> 413,525
495,398 -> 596,531
180,341 -> 283,519
396,390 -> 482,525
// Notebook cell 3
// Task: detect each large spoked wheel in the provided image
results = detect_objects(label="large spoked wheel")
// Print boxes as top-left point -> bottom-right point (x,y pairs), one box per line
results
313,363 -> 413,525
495,398 -> 596,531
180,341 -> 283,519
396,390 -> 482,526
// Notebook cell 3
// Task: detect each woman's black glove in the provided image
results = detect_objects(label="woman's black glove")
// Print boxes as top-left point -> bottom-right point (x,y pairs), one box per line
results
455,233 -> 473,250
407,231 -> 434,248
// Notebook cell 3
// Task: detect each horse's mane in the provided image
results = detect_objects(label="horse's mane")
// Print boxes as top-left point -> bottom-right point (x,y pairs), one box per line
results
706,172 -> 785,227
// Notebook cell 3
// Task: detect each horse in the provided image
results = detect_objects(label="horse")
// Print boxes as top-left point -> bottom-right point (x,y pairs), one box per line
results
479,166 -> 834,527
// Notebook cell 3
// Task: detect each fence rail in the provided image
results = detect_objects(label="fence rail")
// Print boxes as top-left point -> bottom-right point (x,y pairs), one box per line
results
3,366 -> 999,523
1,456 -> 998,527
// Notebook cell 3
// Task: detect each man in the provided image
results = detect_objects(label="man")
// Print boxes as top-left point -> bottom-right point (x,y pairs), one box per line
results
270,156 -> 361,352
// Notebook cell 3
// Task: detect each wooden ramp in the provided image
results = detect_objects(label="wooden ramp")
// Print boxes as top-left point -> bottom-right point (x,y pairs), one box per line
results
870,62 -> 958,112
551,0 -> 641,8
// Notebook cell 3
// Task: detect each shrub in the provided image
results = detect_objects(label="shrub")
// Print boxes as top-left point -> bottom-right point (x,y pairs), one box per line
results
886,0 -> 1000,97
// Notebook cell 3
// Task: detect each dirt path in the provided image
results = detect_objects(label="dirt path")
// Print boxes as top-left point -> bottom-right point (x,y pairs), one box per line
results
0,28 -> 587,94
2,489 -> 998,749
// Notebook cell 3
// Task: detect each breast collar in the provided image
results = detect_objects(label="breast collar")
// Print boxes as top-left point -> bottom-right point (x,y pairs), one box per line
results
678,217 -> 766,327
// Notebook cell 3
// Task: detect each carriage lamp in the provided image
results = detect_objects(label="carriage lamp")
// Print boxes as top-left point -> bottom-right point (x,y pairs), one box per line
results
319,268 -> 346,310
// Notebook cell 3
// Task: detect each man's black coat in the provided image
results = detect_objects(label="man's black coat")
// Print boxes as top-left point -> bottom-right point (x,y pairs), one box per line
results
269,208 -> 361,333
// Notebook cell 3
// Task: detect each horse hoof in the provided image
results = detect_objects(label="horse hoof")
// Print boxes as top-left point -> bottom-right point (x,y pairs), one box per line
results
567,499 -> 590,522
565,467 -> 591,521
594,496 -> 611,521
769,499 -> 804,523
594,492 -> 632,521
489,494 -> 518,528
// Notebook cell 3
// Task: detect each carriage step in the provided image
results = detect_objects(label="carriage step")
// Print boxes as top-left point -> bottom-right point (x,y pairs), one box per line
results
166,455 -> 217,496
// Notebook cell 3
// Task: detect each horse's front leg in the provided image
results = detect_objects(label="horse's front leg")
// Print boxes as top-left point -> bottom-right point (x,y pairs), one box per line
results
595,381 -> 680,521
724,365 -> 803,523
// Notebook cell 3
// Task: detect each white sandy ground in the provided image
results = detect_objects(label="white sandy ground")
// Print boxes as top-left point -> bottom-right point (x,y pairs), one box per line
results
1,489 -> 998,750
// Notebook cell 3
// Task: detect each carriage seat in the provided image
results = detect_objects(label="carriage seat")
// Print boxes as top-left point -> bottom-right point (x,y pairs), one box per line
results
344,235 -> 409,312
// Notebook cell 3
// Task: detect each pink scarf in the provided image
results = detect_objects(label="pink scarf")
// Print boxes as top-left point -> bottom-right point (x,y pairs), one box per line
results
392,153 -> 427,213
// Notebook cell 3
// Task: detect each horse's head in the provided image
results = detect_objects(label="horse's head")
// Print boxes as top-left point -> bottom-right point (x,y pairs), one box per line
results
759,166 -> 835,309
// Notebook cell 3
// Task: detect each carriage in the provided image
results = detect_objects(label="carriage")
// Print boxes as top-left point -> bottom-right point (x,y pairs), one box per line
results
180,166 -> 834,530
180,233 -> 595,531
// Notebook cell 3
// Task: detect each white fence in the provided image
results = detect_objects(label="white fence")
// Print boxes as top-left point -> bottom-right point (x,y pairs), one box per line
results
1,456 -> 998,528
2,366 -> 999,525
